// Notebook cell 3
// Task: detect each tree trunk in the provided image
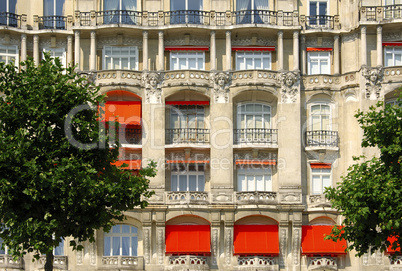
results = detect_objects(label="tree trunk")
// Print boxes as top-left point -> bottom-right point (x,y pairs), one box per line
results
44,251 -> 54,271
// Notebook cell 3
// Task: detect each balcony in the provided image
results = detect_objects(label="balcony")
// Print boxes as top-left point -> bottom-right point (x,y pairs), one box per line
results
102,256 -> 143,269
164,70 -> 210,88
305,130 -> 339,150
301,15 -> 339,30
39,255 -> 68,270
231,70 -> 278,87
165,128 -> 210,145
0,12 -> 24,28
95,70 -> 142,87
39,16 -> 67,29
0,255 -> 23,269
237,256 -> 277,270
167,255 -> 209,270
307,194 -> 332,208
166,191 -> 209,205
307,257 -> 337,271
360,5 -> 402,22
234,128 -> 278,146
235,191 -> 278,205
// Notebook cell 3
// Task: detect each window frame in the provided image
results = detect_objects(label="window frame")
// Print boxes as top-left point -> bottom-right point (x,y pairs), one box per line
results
102,46 -> 139,70
307,51 -> 331,75
235,51 -> 272,70
104,224 -> 139,257
0,45 -> 19,66
237,168 -> 273,192
171,163 -> 205,192
42,47 -> 67,68
170,105 -> 205,130
384,47 -> 402,67
308,0 -> 329,17
310,167 -> 331,195
236,102 -> 271,130
170,51 -> 205,71
308,102 -> 332,131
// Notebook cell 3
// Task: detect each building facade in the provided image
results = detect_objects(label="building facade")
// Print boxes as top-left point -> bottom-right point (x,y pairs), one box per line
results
0,0 -> 401,270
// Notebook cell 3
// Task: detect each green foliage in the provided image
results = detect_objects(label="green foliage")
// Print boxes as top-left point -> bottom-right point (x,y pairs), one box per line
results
325,92 -> 402,256
0,55 -> 156,263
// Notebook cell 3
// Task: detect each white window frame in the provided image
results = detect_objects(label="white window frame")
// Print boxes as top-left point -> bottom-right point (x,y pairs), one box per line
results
308,0 -> 329,16
43,48 -> 67,68
237,103 -> 271,129
311,167 -> 331,195
237,168 -> 272,192
235,52 -> 271,70
170,52 -> 205,70
385,47 -> 402,67
309,103 -> 332,131
171,164 -> 205,192
307,51 -> 331,75
104,224 -> 138,256
0,45 -> 19,66
102,46 -> 139,70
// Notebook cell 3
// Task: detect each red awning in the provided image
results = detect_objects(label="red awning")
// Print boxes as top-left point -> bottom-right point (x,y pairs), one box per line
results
112,160 -> 141,170
383,42 -> 402,47
165,225 -> 211,255
232,46 -> 276,52
166,101 -> 210,105
307,47 -> 333,52
165,46 -> 209,51
166,160 -> 210,164
236,159 -> 276,166
310,163 -> 332,169
301,226 -> 347,256
386,236 -> 401,254
101,101 -> 141,125
234,225 -> 279,256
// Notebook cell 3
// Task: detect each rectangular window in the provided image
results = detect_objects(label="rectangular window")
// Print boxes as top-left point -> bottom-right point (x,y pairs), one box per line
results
308,51 -> 330,75
171,164 -> 205,191
103,46 -> 138,70
385,47 -> 402,67
170,0 -> 203,24
170,52 -> 205,70
310,104 -> 331,131
0,0 -> 17,26
43,0 -> 66,29
237,168 -> 272,192
0,45 -> 19,66
236,52 -> 271,70
309,1 -> 327,25
103,0 -> 138,24
43,48 -> 67,68
236,0 -> 269,24
311,168 -> 331,194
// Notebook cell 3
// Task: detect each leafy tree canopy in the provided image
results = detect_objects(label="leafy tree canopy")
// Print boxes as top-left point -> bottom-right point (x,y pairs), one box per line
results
0,55 -> 155,270
325,92 -> 402,256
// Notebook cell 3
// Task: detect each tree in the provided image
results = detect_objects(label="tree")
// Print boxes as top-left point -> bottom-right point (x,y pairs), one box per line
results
0,55 -> 156,271
325,92 -> 402,256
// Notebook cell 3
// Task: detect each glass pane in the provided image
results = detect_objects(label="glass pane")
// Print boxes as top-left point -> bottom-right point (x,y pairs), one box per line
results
0,1 -> 6,13
179,57 -> 187,69
113,58 -> 120,69
188,58 -> 196,69
247,175 -> 255,191
171,0 -> 185,10
255,115 -> 263,128
112,237 -> 120,256
265,174 -> 272,191
255,104 -> 262,112
312,115 -> 321,130
104,237 -> 111,256
123,0 -> 137,10
112,225 -> 120,233
310,2 -> 317,16
198,175 -> 205,191
320,59 -> 329,74
246,115 -> 254,129
395,53 -> 402,66
312,175 -> 322,194
171,175 -> 178,191
179,175 -> 187,191
106,57 -> 112,69
254,58 -> 262,69
56,0 -> 65,16
238,174 -> 246,191
54,239 -> 64,256
44,0 -> 54,16
131,236 -> 138,256
237,0 -> 251,11
188,0 -> 202,10
319,2 -> 327,15
322,116 -> 330,130
122,237 -> 130,256
198,57 -> 204,70
121,58 -> 129,69
255,0 -> 269,9
262,57 -> 270,69
311,105 -> 320,114
189,175 -> 197,191
310,59 -> 319,75
323,175 -> 331,189
246,58 -> 253,69
121,225 -> 130,233
256,175 -> 264,191
131,226 -> 138,234
245,104 -> 254,112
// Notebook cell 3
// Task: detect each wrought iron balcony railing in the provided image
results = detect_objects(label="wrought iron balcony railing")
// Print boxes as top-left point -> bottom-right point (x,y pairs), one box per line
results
234,128 -> 278,145
304,15 -> 335,29
166,128 -> 210,144
166,10 -> 209,25
305,130 -> 338,148
97,10 -> 141,25
233,10 -> 277,24
0,12 -> 20,27
39,16 -> 67,29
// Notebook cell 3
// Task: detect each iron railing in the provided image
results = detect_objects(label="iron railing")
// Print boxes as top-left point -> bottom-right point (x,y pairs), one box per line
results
233,10 -> 277,24
0,12 -> 20,27
305,130 -> 338,147
166,128 -> 210,144
79,12 -> 91,26
165,10 -> 210,25
96,10 -> 141,25
305,15 -> 334,29
39,16 -> 67,29
234,128 -> 278,145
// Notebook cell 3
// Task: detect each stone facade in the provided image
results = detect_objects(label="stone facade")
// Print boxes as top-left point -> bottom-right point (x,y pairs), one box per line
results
0,0 -> 401,270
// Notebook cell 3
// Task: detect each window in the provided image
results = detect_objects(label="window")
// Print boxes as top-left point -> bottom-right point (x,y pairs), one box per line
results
236,0 -> 269,24
170,0 -> 203,24
236,52 -> 271,70
311,168 -> 331,194
54,239 -> 64,256
384,0 -> 402,19
43,0 -> 66,29
385,47 -> 402,67
309,0 -> 327,25
43,48 -> 66,68
104,224 -> 138,256
103,0 -> 137,24
0,45 -> 19,66
0,237 -> 9,254
103,46 -> 138,70
310,104 -> 331,131
0,0 -> 17,26
170,52 -> 205,70
308,51 -> 330,75
171,164 -> 205,191
236,103 -> 271,143
237,168 -> 272,191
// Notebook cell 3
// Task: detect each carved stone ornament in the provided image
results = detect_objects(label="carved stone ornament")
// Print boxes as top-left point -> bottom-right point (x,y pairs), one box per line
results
212,228 -> 218,265
211,72 -> 231,103
280,228 -> 287,267
278,71 -> 300,103
143,72 -> 162,104
157,228 -> 165,264
292,228 -> 301,266
144,228 -> 151,264
362,66 -> 383,100
224,227 -> 233,265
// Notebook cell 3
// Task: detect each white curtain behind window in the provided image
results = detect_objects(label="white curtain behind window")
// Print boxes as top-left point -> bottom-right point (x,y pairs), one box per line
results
255,0 -> 268,10
43,0 -> 54,16
104,0 -> 119,10
237,0 -> 250,11
123,0 -> 137,10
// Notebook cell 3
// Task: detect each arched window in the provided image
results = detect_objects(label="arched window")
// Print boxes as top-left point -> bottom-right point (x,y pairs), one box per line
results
104,225 -> 138,256
236,103 -> 271,143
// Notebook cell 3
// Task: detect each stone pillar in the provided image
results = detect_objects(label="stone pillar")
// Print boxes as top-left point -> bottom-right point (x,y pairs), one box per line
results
33,35 -> 39,66
224,222 -> 234,266
21,34 -> 27,63
361,26 -> 367,67
155,212 -> 166,266
334,35 -> 340,75
143,30 -> 149,71
211,212 -> 221,267
158,31 -> 164,71
293,30 -> 299,71
291,212 -> 303,269
74,30 -> 80,70
210,30 -> 216,71
67,35 -> 73,67
278,30 -> 284,71
90,31 -> 96,71
377,26 -> 383,66
279,215 -> 289,268
301,35 -> 307,75
225,30 -> 231,71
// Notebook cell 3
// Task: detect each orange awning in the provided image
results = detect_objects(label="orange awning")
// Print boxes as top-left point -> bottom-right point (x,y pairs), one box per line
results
234,225 -> 279,256
310,163 -> 332,169
232,46 -> 275,51
165,46 -> 209,51
383,42 -> 402,47
112,160 -> 141,170
301,226 -> 347,256
236,159 -> 276,166
307,47 -> 333,52
100,101 -> 141,125
166,101 -> 210,105
165,225 -> 211,255
166,160 -> 210,164
387,236 -> 401,254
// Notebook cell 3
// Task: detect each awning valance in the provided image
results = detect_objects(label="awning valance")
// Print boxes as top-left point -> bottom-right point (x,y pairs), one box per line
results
165,46 -> 209,51
307,47 -> 333,52
165,225 -> 211,255
166,160 -> 210,164
166,101 -> 210,105
386,236 -> 401,254
112,160 -> 141,170
236,159 -> 276,166
383,42 -> 402,47
100,101 -> 141,125
234,225 -> 279,255
301,226 -> 347,256
310,163 -> 331,169
232,46 -> 276,52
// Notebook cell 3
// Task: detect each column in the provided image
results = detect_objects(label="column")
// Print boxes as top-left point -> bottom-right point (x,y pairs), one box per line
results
211,220 -> 220,267
158,31 -> 164,71
225,30 -> 231,71
143,30 -> 149,71
74,30 -> 80,70
90,31 -> 96,71
334,35 -> 340,75
67,35 -> 73,67
224,222 -> 233,266
293,30 -> 299,71
33,35 -> 39,66
278,31 -> 284,71
361,26 -> 367,67
301,35 -> 307,75
377,26 -> 383,66
210,30 -> 216,71
21,34 -> 27,63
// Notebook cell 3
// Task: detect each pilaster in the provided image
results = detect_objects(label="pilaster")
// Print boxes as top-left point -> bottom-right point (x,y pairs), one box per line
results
278,30 -> 284,71
143,30 -> 149,71
361,26 -> 367,67
90,31 -> 96,71
21,34 -> 27,63
377,26 -> 383,67
210,30 -> 216,71
158,31 -> 164,71
74,30 -> 80,71
225,31 -> 231,71
293,31 -> 299,71
67,35 -> 73,67
33,35 -> 39,66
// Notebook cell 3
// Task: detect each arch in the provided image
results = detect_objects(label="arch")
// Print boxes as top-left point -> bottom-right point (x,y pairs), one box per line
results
232,88 -> 278,102
309,216 -> 336,225
235,215 -> 278,225
165,90 -> 210,102
305,92 -> 334,104
166,214 -> 210,225
104,90 -> 142,101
